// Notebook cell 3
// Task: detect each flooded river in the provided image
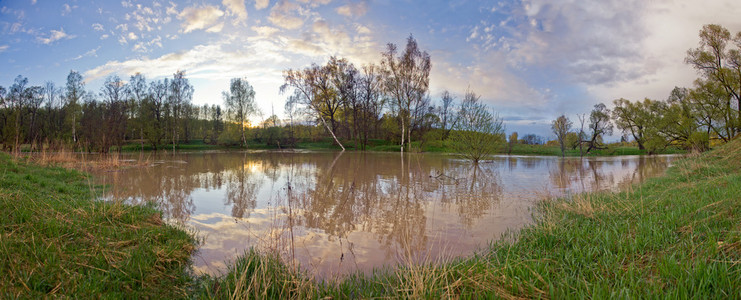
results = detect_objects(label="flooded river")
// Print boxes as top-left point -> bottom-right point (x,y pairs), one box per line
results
94,151 -> 677,278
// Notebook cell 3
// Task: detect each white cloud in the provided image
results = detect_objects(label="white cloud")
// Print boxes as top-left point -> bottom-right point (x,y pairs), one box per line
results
252,25 -> 280,36
31,0 -> 37,5
61,3 -> 76,16
268,1 -> 305,29
92,23 -> 105,31
222,0 -> 248,23
297,0 -> 331,8
70,46 -> 101,61
336,1 -> 367,17
178,5 -> 225,33
0,45 -> 8,53
128,32 -> 138,40
37,27 -> 74,44
255,0 -> 270,10
207,22 -> 225,33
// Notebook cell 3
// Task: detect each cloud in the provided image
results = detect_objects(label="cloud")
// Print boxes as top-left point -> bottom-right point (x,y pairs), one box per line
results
62,3 -> 73,15
92,23 -> 105,31
252,25 -> 280,36
255,0 -> 270,10
83,43 -> 285,82
336,1 -> 367,17
37,27 -> 74,44
178,5 -> 225,33
268,1 -> 304,29
70,46 -> 101,61
222,0 -> 248,23
496,0 -> 651,86
0,45 -> 8,53
297,0 -> 332,7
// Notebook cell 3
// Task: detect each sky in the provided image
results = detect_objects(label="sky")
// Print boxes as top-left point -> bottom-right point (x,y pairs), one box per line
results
1,0 -> 741,138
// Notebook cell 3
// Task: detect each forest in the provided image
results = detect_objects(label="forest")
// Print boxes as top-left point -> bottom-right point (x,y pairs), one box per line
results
1,24 -> 739,156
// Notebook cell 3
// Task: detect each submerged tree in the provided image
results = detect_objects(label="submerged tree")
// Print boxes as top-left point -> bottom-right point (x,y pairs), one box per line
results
449,90 -> 504,164
586,103 -> 613,153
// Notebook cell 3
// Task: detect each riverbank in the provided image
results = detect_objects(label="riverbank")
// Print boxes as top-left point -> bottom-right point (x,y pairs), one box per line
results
0,153 -> 196,298
1,138 -> 735,298
202,138 -> 740,298
114,138 -> 686,156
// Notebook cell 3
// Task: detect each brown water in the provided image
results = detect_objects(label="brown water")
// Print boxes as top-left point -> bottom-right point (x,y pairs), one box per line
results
94,151 -> 676,278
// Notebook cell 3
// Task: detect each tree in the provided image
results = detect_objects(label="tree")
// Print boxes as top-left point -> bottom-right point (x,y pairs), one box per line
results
612,98 -> 662,150
685,24 -> 741,138
356,64 -> 384,149
168,70 -> 194,150
99,75 -> 128,153
282,64 -> 345,151
381,34 -> 431,152
551,115 -> 572,157
141,79 -> 168,150
7,75 -> 30,152
586,103 -> 613,153
127,73 -> 147,149
507,131 -> 518,154
449,90 -> 504,164
439,90 -> 458,139
64,70 -> 84,146
223,78 -> 257,147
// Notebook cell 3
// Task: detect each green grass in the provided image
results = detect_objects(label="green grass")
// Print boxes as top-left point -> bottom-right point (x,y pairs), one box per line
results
203,138 -> 741,298
0,153 -> 196,298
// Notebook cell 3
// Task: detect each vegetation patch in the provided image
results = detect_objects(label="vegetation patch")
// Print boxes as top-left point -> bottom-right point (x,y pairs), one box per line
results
0,153 -> 195,298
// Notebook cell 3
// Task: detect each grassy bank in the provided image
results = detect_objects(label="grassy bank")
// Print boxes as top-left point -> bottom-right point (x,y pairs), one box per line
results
116,138 -> 686,157
0,153 -> 196,298
204,138 -> 740,298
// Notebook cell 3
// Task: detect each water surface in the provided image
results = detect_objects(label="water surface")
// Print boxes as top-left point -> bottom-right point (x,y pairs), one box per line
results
94,151 -> 676,278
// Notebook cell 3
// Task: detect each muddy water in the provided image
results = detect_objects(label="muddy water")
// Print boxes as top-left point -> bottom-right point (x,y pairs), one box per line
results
94,151 -> 676,278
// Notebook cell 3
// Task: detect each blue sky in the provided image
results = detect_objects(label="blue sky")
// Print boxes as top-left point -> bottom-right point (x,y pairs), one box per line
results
2,0 -> 740,138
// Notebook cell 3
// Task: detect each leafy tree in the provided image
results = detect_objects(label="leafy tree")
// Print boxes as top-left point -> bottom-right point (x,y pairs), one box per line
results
612,98 -> 663,150
551,115 -> 572,157
685,24 -> 741,138
586,103 -> 613,152
449,90 -> 504,164
507,131 -> 518,154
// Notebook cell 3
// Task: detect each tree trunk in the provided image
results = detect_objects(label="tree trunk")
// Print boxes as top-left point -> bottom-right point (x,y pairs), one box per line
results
319,115 -> 344,151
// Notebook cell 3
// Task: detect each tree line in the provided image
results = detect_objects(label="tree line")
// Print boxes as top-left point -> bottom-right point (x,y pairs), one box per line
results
1,25 -> 738,159
549,24 -> 741,157
0,34 -> 502,158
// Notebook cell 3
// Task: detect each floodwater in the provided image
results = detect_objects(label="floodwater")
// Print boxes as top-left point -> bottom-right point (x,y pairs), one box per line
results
94,151 -> 677,278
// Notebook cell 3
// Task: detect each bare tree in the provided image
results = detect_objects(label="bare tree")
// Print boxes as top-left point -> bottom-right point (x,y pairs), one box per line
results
282,64 -> 345,151
450,90 -> 504,164
381,34 -> 431,152
577,113 -> 587,157
223,78 -> 258,148
168,70 -> 194,151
